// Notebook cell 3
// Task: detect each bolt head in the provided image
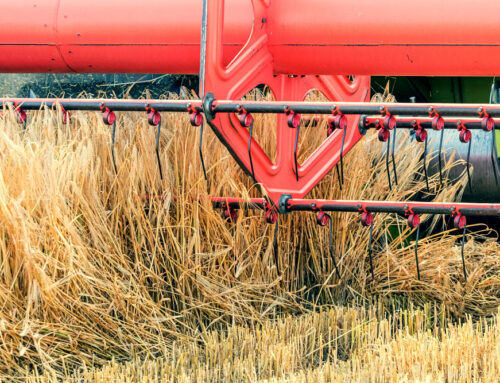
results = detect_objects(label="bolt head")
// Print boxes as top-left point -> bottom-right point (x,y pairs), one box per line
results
62,110 -> 70,124
316,212 -> 330,227
223,208 -> 238,223
416,128 -> 427,142
238,112 -> 253,128
265,209 -> 278,224
189,111 -> 203,127
432,116 -> 444,131
102,110 -> 116,125
361,212 -> 373,227
459,129 -> 471,143
148,110 -> 161,126
287,112 -> 301,129
454,215 -> 466,230
378,128 -> 390,142
482,117 -> 495,131
407,214 -> 420,228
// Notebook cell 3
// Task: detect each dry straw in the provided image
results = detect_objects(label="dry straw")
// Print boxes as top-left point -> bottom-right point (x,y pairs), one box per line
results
28,305 -> 500,382
0,89 -> 495,379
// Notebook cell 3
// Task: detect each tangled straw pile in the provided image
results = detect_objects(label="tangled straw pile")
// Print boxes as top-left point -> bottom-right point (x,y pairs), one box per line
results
0,90 -> 496,379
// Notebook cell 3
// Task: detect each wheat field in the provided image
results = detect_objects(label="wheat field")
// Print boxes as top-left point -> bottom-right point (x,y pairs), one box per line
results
0,90 -> 497,381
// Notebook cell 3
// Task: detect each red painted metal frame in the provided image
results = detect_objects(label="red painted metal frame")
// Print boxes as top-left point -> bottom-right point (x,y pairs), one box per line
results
201,0 -> 369,205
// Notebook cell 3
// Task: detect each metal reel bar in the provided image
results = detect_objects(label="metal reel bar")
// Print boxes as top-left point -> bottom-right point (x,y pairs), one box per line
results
5,98 -> 500,119
284,199 -> 500,216
145,196 -> 499,219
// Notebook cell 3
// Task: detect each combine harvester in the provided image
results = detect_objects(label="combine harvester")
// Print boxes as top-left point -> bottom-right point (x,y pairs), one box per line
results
0,0 -> 499,281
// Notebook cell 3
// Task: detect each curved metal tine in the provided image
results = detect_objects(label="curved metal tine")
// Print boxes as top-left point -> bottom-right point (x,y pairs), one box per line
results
111,120 -> 118,174
367,221 -> 375,280
273,221 -> 280,275
391,125 -> 398,185
423,134 -> 430,192
248,120 -> 256,181
385,133 -> 392,191
414,224 -> 421,281
466,135 -> 473,193
488,78 -> 499,186
491,130 -> 499,186
489,79 -> 499,186
329,216 -> 341,279
17,109 -> 27,134
340,124 -> 347,185
335,164 -> 342,191
461,223 -> 468,282
199,121 -> 208,180
438,128 -> 445,187
155,120 -> 164,180
293,124 -> 300,182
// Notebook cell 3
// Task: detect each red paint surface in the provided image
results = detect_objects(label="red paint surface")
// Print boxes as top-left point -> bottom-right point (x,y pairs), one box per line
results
1,0 -> 500,75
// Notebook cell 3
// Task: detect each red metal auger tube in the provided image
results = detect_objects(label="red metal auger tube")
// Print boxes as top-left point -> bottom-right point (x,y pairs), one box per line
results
3,0 -> 500,75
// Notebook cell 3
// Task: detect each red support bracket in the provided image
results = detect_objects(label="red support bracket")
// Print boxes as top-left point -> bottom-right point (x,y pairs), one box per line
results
200,0 -> 370,206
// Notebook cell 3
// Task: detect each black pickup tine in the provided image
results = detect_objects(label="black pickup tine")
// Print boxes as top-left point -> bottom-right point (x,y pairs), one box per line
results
199,121 -> 208,180
391,125 -> 398,185
423,135 -> 430,192
248,121 -> 256,181
368,221 -> 375,280
329,217 -> 341,279
293,124 -> 300,182
385,133 -> 393,191
438,128 -> 445,187
335,164 -> 342,190
414,224 -> 421,281
466,135 -> 473,193
155,121 -> 164,180
492,130 -> 499,186
489,84 -> 499,186
111,120 -> 118,174
339,124 -> 347,185
461,224 -> 468,283
273,221 -> 280,275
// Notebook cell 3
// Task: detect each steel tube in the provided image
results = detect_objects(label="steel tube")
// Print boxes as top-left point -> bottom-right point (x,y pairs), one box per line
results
7,97 -> 500,123
286,199 -> 500,216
